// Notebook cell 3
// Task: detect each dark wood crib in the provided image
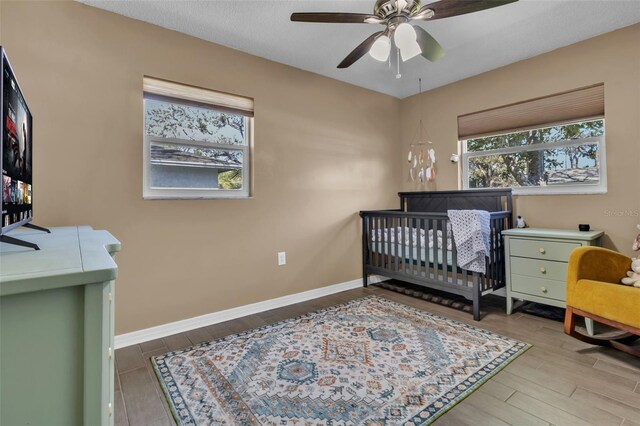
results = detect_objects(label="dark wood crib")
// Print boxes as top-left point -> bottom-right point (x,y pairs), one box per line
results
360,189 -> 512,320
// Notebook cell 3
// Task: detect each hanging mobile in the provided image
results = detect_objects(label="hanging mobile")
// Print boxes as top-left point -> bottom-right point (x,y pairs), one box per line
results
407,78 -> 437,186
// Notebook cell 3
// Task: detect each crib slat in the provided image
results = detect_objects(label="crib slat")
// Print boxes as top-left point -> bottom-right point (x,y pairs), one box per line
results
376,217 -> 382,267
380,216 -> 384,269
393,217 -> 397,272
408,216 -> 414,276
370,217 -> 374,274
378,216 -> 383,269
414,218 -> 422,276
421,218 -> 425,277
397,217 -> 401,273
391,217 -> 399,272
499,217 -> 505,286
440,217 -> 446,281
429,219 -> 438,279
491,219 -> 500,287
433,219 -> 444,280
451,221 -> 458,286
433,218 -> 438,280
401,218 -> 406,273
367,216 -> 373,268
422,218 -> 428,279
377,216 -> 382,269
429,219 -> 439,280
371,216 -> 375,269
387,217 -> 393,271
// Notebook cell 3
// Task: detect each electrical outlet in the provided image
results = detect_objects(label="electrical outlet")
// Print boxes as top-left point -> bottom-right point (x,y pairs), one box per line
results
278,252 -> 286,266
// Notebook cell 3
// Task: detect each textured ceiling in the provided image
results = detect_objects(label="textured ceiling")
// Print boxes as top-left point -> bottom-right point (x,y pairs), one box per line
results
80,0 -> 640,99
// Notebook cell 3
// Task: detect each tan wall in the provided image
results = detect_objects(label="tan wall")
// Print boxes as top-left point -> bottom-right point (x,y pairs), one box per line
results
4,1 -> 639,335
1,1 -> 402,334
400,24 -> 640,254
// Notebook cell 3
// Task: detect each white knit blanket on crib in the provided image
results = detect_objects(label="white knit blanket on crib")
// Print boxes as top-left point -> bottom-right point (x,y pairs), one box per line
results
447,209 -> 491,274
371,226 -> 452,250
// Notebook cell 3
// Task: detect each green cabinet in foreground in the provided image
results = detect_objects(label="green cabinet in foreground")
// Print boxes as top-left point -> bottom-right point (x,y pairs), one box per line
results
0,226 -> 121,426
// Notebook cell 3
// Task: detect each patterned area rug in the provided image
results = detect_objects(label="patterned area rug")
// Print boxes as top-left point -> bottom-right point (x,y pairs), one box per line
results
152,296 -> 530,425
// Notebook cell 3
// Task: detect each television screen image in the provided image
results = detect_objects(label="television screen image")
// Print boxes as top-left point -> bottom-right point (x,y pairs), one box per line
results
1,47 -> 33,234
2,175 -> 10,203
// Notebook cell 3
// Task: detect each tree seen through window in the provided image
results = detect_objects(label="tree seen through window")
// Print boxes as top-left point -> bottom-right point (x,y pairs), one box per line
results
465,119 -> 603,189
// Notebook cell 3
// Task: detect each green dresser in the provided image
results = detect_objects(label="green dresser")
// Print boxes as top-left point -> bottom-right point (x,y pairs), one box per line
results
504,228 -> 603,321
0,226 -> 120,426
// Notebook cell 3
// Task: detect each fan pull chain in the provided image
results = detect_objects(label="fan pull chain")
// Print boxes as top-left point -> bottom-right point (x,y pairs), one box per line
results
396,47 -> 401,79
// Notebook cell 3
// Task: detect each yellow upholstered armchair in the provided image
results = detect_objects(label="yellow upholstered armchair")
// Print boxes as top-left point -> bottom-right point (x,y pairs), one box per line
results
564,246 -> 640,357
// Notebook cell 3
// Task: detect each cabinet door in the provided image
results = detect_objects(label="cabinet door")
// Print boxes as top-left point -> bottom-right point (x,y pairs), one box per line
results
1,286 -> 85,425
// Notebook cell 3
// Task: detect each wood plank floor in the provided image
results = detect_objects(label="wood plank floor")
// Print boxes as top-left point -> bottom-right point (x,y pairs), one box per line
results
114,285 -> 640,426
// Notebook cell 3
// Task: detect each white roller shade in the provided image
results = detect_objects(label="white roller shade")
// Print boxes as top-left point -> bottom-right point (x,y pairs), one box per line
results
143,76 -> 254,117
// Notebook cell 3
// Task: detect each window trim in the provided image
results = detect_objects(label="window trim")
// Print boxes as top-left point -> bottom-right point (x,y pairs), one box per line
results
461,133 -> 607,196
142,117 -> 253,200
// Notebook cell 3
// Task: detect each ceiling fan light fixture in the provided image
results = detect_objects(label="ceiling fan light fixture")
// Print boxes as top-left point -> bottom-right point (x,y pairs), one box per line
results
394,23 -> 416,48
369,35 -> 391,61
400,40 -> 421,61
394,23 -> 421,62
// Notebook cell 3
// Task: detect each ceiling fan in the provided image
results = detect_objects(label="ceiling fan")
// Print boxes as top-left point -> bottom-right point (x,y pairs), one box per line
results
291,0 -> 518,68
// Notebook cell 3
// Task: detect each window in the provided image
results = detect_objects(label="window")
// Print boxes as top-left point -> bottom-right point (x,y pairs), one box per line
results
458,84 -> 606,195
461,119 -> 606,195
143,77 -> 253,199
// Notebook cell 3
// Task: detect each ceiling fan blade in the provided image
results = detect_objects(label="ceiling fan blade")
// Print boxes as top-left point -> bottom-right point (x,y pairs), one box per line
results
291,13 -> 382,24
414,26 -> 445,62
337,31 -> 384,69
414,0 -> 518,21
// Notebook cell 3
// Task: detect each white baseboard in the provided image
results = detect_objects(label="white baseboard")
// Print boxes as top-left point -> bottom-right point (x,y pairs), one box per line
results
115,275 -> 388,349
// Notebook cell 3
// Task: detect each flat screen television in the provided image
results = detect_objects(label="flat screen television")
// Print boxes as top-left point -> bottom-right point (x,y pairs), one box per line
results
1,47 -> 35,237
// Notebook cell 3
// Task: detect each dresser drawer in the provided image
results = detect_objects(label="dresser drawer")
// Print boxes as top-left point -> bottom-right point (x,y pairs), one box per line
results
510,274 -> 566,301
510,257 -> 568,282
510,238 -> 580,261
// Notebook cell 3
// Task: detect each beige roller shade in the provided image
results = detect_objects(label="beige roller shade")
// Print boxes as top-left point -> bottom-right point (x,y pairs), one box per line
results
458,83 -> 604,139
143,76 -> 254,117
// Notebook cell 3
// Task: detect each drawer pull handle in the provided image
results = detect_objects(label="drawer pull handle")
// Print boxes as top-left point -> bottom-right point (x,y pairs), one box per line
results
540,267 -> 546,274
539,248 -> 546,254
541,286 -> 548,294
